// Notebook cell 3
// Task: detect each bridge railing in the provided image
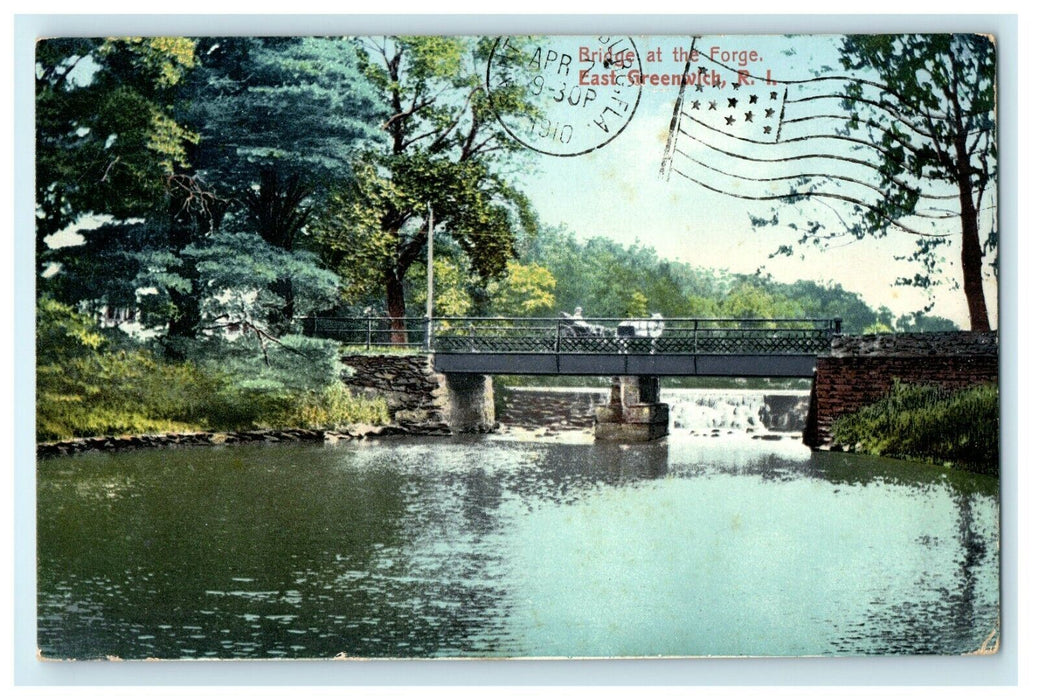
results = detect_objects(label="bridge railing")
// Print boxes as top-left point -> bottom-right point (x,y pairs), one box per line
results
431,316 -> 841,355
300,316 -> 430,349
299,316 -> 842,354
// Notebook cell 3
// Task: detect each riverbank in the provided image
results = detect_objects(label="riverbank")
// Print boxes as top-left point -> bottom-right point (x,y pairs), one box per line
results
35,422 -> 458,459
39,386 -> 813,458
828,382 -> 999,476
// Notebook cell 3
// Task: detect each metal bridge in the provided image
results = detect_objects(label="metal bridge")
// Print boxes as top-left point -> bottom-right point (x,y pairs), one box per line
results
302,316 -> 842,377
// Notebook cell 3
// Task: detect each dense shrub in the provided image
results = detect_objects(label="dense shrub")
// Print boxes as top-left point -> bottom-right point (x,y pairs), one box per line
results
37,348 -> 224,440
36,298 -> 388,441
831,381 -> 999,475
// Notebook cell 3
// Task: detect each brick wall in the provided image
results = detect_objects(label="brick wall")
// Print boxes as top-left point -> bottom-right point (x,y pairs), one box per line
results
803,332 -> 998,448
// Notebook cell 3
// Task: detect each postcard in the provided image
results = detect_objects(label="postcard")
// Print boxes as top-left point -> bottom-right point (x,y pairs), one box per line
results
34,31 -> 1001,661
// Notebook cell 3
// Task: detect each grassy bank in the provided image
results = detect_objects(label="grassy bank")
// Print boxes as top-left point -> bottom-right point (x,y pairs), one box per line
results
830,381 -> 999,476
37,351 -> 390,443
36,299 -> 390,442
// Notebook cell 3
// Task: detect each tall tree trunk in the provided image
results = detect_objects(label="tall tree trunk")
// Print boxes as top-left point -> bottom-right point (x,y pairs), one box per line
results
162,175 -> 229,358
268,278 -> 295,336
244,167 -> 311,334
166,282 -> 201,359
957,173 -> 991,332
386,272 -> 408,346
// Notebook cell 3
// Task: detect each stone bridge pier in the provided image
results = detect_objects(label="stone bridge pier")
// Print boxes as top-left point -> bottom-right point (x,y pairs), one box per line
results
594,376 -> 670,442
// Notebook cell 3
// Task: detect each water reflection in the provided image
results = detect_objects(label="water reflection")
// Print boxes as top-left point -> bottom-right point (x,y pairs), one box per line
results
37,436 -> 999,659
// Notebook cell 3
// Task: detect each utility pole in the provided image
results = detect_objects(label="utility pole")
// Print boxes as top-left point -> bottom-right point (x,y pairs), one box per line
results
426,202 -> 434,351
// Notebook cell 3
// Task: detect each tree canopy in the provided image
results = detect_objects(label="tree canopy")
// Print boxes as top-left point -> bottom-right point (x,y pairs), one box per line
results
312,36 -> 537,340
35,37 -> 198,256
38,36 -> 386,346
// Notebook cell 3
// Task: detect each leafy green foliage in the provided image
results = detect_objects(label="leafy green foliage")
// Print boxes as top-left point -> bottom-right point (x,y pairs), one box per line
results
485,261 -> 556,316
405,257 -> 476,317
36,298 -> 385,441
36,297 -> 105,363
522,226 -> 725,318
35,38 -> 199,250
188,37 -> 383,189
40,37 -> 385,341
510,225 -> 955,331
269,384 -> 389,430
313,36 -> 536,327
37,347 -> 222,441
862,321 -> 895,334
36,300 -> 221,440
184,231 -> 339,323
831,381 -> 999,475
184,333 -> 341,395
180,37 -> 386,330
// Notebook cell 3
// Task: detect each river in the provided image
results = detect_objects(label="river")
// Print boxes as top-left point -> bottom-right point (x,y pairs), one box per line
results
37,392 -> 999,659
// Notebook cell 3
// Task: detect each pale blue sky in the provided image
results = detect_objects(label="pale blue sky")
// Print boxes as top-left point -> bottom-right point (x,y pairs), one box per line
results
513,35 -> 999,328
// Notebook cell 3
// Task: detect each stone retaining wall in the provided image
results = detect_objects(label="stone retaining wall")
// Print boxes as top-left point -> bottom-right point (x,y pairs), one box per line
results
340,354 -> 451,432
804,332 -> 998,448
340,353 -> 495,433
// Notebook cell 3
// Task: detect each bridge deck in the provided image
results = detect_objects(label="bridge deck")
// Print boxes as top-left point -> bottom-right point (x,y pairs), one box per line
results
431,352 -> 820,377
304,316 -> 840,377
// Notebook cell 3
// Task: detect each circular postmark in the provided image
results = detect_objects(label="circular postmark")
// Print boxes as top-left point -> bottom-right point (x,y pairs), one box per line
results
486,36 -> 643,157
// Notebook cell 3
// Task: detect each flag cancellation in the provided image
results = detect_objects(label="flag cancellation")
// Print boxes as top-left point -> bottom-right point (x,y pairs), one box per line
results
659,38 -> 996,238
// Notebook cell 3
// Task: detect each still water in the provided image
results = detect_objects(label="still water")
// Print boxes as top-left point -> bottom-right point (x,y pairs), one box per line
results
37,434 -> 999,659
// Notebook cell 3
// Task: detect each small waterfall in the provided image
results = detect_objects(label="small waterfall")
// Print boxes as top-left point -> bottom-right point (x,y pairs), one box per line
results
500,387 -> 810,437
665,389 -> 766,434
664,389 -> 810,436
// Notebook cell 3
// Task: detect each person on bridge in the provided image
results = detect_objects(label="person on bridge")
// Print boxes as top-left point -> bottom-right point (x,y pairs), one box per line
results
572,307 -> 591,332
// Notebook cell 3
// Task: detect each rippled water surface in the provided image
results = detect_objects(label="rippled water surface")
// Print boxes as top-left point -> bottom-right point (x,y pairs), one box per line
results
37,435 -> 999,659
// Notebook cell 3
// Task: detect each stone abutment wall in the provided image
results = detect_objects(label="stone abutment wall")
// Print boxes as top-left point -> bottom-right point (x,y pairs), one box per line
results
803,332 -> 998,448
340,354 -> 495,434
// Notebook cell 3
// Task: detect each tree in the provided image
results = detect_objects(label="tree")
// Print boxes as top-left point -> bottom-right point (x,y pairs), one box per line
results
839,35 -> 996,331
35,37 -> 213,353
313,36 -> 537,342
39,37 -> 384,353
183,37 -> 384,332
486,261 -> 557,316
35,37 -> 199,260
759,35 -> 996,331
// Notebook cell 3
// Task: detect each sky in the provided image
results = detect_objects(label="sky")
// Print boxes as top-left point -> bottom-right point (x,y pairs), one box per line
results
508,35 -> 999,329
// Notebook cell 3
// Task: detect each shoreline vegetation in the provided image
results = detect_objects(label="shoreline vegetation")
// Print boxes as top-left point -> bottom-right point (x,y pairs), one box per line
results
829,381 -> 999,477
36,298 -> 390,444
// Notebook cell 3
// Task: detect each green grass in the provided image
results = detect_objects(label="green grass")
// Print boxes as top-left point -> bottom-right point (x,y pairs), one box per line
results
830,381 -> 999,476
37,350 -> 390,442
338,344 -> 426,356
262,384 -> 390,430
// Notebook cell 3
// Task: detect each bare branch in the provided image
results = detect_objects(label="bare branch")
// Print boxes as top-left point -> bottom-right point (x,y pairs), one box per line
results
99,156 -> 121,183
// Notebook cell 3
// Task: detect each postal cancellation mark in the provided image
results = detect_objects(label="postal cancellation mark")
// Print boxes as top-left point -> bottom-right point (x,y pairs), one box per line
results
486,36 -> 643,157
